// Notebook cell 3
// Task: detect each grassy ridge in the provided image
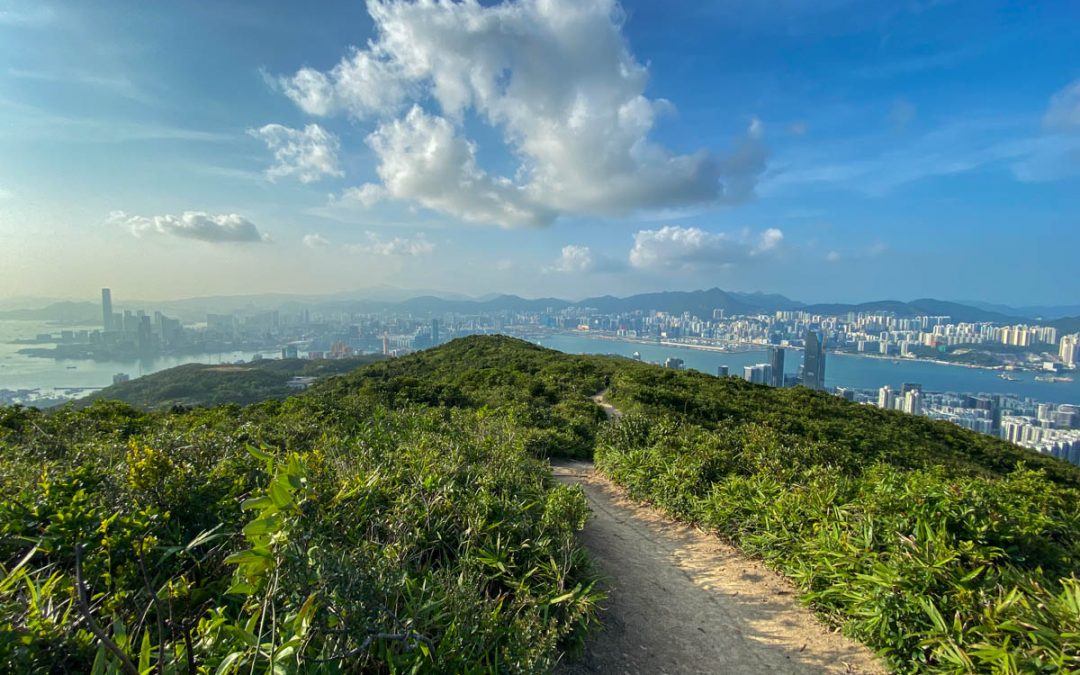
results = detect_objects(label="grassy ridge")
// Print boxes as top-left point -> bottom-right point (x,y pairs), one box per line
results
598,366 -> 1080,672
77,356 -> 384,410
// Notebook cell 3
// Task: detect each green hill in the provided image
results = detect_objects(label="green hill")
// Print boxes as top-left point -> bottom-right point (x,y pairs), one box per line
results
77,356 -> 383,410
2,336 -> 1078,672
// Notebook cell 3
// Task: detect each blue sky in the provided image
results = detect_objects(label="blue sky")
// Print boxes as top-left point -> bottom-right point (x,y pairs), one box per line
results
0,0 -> 1077,304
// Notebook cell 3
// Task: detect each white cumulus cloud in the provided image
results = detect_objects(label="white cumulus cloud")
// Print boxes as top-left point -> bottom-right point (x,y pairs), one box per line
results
546,245 -> 595,273
628,225 -> 782,271
111,211 -> 270,243
303,233 -> 330,248
249,123 -> 343,183
347,231 -> 434,257
367,106 -> 552,227
275,0 -> 767,227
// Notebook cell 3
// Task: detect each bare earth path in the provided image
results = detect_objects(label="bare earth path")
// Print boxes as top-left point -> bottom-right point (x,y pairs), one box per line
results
554,394 -> 884,674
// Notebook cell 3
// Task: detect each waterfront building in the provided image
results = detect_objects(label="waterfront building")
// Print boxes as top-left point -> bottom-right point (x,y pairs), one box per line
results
902,389 -> 923,416
768,347 -> 785,387
744,363 -> 771,385
1060,334 -> 1079,368
101,288 -> 113,331
878,385 -> 896,410
801,330 -> 826,390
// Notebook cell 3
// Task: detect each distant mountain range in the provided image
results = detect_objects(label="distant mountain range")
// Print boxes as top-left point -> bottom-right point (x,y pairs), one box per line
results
3,288 -> 1077,331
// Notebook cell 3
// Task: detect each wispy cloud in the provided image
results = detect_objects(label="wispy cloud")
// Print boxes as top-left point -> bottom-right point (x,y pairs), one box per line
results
302,233 -> 330,248
0,96 -> 232,144
764,116 -> 1080,195
1044,79 -> 1080,133
0,5 -> 56,26
5,67 -> 157,105
346,231 -> 433,257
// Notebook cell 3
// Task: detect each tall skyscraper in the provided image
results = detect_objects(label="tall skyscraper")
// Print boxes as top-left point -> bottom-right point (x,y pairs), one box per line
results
101,288 -> 113,331
801,330 -> 826,390
431,318 -> 440,345
768,347 -> 785,387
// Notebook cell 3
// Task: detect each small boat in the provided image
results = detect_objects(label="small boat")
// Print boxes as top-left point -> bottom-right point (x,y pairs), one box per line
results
1035,375 -> 1074,383
65,365 -> 77,369
998,373 -> 1019,381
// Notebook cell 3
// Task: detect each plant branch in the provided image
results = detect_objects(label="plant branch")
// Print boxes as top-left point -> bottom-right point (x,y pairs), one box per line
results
74,543 -> 140,675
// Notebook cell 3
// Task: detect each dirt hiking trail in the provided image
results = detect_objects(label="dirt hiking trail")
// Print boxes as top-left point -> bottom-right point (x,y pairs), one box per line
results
555,394 -> 884,674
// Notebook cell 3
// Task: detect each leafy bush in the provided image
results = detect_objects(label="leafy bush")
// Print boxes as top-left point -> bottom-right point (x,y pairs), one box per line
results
1,390 -> 600,672
596,413 -> 1080,672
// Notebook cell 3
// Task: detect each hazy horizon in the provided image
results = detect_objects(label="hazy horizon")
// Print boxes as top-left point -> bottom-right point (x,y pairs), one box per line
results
2,0 -> 1078,305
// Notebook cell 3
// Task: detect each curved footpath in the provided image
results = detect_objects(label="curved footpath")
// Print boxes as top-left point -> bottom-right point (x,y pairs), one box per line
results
554,395 -> 884,674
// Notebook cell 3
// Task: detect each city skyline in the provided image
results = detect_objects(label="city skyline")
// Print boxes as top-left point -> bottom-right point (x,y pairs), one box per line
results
1,1 -> 1079,304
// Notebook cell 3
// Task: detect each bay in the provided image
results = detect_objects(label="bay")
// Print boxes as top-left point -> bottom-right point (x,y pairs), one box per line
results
539,333 -> 1080,406
0,320 -> 279,396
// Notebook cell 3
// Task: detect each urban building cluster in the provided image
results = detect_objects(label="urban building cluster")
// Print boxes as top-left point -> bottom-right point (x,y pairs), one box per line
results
15,289 -> 1079,467
700,334 -> 1080,468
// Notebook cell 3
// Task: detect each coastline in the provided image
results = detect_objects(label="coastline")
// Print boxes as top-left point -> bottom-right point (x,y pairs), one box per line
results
541,331 -> 1054,375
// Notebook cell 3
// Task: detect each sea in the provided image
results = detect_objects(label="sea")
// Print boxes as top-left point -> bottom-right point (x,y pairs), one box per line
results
0,320 -> 279,400
537,333 -> 1080,407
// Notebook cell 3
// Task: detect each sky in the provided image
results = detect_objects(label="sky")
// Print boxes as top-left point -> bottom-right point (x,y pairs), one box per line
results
0,0 -> 1078,305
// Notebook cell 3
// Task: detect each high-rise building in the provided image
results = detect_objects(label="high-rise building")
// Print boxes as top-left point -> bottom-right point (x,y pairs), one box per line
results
744,363 -> 771,385
1060,334 -> 1080,368
801,330 -> 826,390
902,389 -> 922,416
768,347 -> 785,387
878,385 -> 896,410
900,383 -> 922,396
717,365 -> 728,377
430,318 -> 440,345
101,288 -> 113,331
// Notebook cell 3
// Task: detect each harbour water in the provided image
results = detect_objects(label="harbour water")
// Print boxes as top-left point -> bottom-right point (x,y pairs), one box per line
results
539,333 -> 1080,406
2,320 -> 1078,407
0,320 -> 279,397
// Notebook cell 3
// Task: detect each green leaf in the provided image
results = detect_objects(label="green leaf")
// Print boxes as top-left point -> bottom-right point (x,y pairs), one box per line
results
243,515 -> 282,538
269,480 -> 293,509
138,629 -> 152,672
224,548 -> 272,566
90,644 -> 107,675
246,444 -> 273,462
225,581 -> 256,596
214,650 -> 245,675
241,496 -> 275,512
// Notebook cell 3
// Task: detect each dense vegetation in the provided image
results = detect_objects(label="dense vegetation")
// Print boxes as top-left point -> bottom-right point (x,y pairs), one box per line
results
3,336 -> 1079,672
599,367 -> 1080,672
78,357 -> 383,410
1,338 -> 606,673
